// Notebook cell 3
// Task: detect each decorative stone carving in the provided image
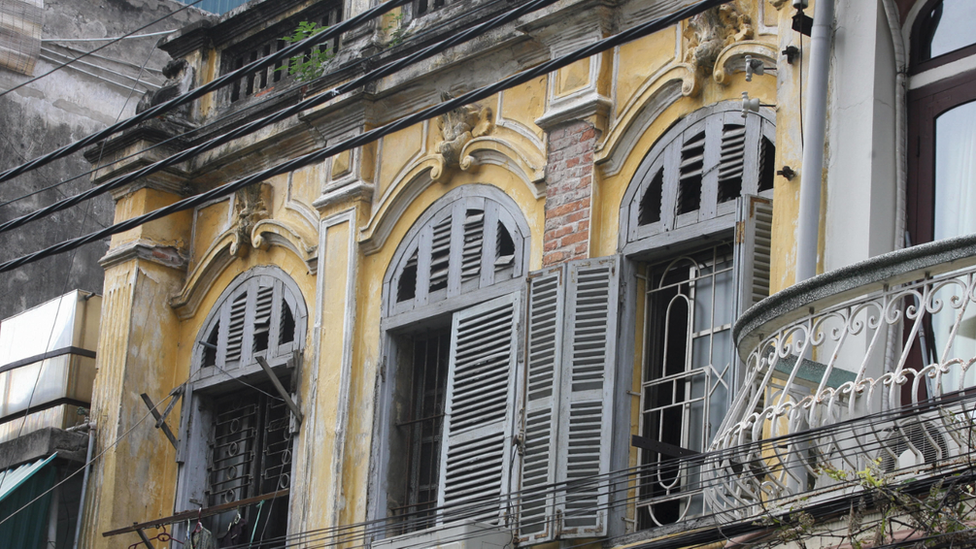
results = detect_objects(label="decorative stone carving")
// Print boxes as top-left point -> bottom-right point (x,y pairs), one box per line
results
683,3 -> 754,75
431,92 -> 494,182
136,59 -> 195,117
231,183 -> 272,256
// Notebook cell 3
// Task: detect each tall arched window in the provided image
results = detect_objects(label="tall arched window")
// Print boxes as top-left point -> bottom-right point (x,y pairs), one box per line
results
375,185 -> 530,533
907,0 -> 976,392
619,103 -> 774,528
177,267 -> 308,543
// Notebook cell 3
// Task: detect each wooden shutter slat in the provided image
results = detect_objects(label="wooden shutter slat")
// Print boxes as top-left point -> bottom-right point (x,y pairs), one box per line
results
557,257 -> 619,538
519,269 -> 564,542
439,293 -> 522,525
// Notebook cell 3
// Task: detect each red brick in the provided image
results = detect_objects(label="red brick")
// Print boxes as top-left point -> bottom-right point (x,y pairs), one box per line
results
566,210 -> 588,223
560,231 -> 588,246
547,202 -> 580,218
546,225 -> 573,240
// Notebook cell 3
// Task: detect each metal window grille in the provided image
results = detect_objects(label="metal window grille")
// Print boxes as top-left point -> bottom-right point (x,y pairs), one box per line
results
392,332 -> 449,533
638,244 -> 734,528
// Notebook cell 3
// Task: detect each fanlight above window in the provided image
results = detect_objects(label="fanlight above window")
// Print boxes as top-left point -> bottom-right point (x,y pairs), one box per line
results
621,105 -> 775,251
196,268 -> 306,382
385,187 -> 530,318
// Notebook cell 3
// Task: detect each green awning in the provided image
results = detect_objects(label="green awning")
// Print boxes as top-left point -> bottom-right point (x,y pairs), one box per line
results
0,453 -> 58,549
0,453 -> 57,503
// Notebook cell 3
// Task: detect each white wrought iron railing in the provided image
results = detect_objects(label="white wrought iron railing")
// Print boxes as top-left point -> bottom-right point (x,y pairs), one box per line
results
706,235 -> 976,518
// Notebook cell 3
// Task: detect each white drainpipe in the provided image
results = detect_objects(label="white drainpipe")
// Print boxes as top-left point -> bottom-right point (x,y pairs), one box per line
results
72,423 -> 95,549
795,0 -> 836,282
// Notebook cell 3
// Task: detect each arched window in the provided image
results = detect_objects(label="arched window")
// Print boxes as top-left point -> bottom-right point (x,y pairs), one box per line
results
619,104 -> 774,528
178,267 -> 307,543
620,103 -> 775,253
375,185 -> 531,533
907,0 -> 976,394
383,185 -> 530,321
912,0 -> 976,71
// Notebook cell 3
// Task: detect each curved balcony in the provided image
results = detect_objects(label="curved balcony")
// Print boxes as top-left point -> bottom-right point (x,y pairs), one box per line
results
705,234 -> 976,518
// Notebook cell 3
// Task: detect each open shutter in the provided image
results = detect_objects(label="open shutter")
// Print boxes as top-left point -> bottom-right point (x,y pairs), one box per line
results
438,292 -> 522,524
518,257 -> 621,542
558,257 -> 619,537
733,195 -> 773,316
519,267 -> 565,542
732,195 -> 773,394
224,290 -> 249,364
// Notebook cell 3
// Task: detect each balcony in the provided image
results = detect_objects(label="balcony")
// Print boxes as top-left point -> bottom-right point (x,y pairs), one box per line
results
705,234 -> 976,519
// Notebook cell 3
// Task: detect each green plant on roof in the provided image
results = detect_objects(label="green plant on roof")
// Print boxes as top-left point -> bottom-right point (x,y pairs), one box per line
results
277,21 -> 334,82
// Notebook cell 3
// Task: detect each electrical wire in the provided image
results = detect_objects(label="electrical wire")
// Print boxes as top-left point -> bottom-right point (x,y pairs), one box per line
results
0,0 -> 731,274
0,0 -> 414,185
0,0 -> 562,235
0,389 -> 183,530
41,29 -> 179,43
0,0 -> 208,101
0,0 -> 512,211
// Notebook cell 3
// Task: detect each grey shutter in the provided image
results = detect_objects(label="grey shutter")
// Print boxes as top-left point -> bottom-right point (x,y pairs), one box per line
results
438,292 -> 522,524
461,209 -> 485,284
518,257 -> 620,542
429,216 -> 453,293
733,195 -> 773,316
519,267 -> 565,542
225,291 -> 249,363
558,257 -> 619,537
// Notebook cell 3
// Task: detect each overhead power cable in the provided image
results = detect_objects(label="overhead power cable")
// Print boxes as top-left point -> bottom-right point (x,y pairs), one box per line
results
0,0 -> 563,235
41,29 -> 179,43
0,0 -> 207,101
0,0 -> 413,185
0,0 -> 512,211
0,0 -> 730,274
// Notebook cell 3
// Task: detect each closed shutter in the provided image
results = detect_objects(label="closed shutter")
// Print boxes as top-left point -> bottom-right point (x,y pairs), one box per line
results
519,268 -> 564,542
518,257 -> 620,542
558,257 -> 619,537
438,292 -> 522,524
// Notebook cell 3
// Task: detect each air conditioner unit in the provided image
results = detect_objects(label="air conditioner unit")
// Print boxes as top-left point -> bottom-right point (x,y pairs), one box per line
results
372,521 -> 512,549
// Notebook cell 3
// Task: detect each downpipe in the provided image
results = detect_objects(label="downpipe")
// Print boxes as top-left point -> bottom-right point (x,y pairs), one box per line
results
72,422 -> 96,549
795,0 -> 836,283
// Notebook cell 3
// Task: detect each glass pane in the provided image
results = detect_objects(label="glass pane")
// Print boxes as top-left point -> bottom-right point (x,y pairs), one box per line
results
713,266 -> 734,327
693,276 -> 713,333
934,101 -> 976,241
927,0 -> 976,59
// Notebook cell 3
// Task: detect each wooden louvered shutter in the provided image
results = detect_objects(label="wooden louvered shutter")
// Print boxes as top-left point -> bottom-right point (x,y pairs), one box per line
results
519,268 -> 565,542
733,195 -> 773,317
557,257 -> 619,537
518,257 -> 620,542
224,291 -> 249,364
438,292 -> 522,524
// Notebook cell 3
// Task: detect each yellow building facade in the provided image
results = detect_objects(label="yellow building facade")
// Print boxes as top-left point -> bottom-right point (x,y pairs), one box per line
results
76,0 -> 976,547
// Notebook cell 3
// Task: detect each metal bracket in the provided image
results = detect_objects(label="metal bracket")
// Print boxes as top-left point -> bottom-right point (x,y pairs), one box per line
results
255,356 -> 304,425
140,386 -> 184,449
134,528 -> 155,549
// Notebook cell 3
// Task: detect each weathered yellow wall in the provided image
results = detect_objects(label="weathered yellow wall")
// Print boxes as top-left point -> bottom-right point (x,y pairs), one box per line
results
88,0 -> 799,542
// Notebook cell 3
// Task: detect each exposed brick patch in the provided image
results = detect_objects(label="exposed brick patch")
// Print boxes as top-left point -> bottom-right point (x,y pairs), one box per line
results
543,120 -> 598,267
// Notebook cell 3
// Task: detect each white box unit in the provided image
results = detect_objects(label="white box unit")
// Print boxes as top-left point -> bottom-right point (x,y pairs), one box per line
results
372,521 -> 512,549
